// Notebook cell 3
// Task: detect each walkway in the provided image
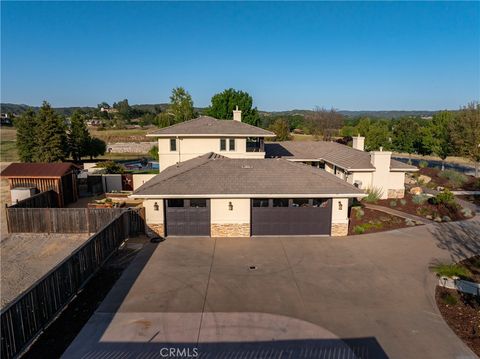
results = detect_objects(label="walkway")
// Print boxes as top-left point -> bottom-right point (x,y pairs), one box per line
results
63,217 -> 480,359
363,203 -> 434,224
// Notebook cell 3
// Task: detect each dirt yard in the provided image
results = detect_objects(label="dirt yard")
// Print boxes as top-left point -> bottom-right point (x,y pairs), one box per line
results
0,232 -> 90,308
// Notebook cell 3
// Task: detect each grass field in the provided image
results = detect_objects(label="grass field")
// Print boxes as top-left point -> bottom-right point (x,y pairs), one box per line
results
89,128 -> 150,143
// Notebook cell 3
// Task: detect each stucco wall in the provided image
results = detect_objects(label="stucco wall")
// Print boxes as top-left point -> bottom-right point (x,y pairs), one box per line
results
331,198 -> 349,224
158,137 -> 265,171
211,198 -> 250,224
144,199 -> 164,224
133,174 -> 156,191
370,151 -> 393,199
349,171 -> 373,189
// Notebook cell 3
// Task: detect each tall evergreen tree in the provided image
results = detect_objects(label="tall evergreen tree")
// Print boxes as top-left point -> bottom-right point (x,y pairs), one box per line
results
69,110 -> 90,161
169,87 -> 195,123
15,109 -> 38,162
35,101 -> 69,162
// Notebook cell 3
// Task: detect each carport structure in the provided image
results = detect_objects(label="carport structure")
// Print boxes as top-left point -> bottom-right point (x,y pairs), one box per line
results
131,153 -> 365,237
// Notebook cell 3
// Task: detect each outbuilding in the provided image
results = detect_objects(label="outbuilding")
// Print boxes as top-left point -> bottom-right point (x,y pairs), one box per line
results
131,153 -> 365,237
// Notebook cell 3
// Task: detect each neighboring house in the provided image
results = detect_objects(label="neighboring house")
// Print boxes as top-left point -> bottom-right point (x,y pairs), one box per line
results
0,163 -> 79,207
146,108 -> 276,171
265,136 -> 418,199
132,153 -> 365,237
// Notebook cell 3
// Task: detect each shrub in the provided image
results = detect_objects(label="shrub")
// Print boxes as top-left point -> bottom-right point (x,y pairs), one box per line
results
96,161 -> 126,174
431,190 -> 456,206
442,215 -> 452,222
400,199 -> 407,206
389,200 -> 397,207
412,194 -> 429,205
405,218 -> 415,226
363,187 -> 383,203
438,170 -> 467,188
441,292 -> 458,306
431,262 -> 472,279
461,208 -> 473,218
353,225 -> 365,234
353,207 -> 365,219
418,160 -> 429,168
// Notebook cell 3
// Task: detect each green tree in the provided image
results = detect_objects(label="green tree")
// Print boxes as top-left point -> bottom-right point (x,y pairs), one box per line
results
169,87 -> 195,123
149,145 -> 159,160
364,120 -> 391,151
97,161 -> 125,174
423,111 -> 454,170
268,119 -> 292,141
392,118 -> 420,159
15,109 -> 38,162
86,137 -> 107,160
69,110 -> 91,161
450,102 -> 480,176
34,101 -> 69,162
207,88 -> 260,126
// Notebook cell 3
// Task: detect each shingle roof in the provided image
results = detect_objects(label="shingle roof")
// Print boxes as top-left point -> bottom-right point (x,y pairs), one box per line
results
133,153 -> 364,197
265,142 -> 417,171
390,158 -> 418,171
146,116 -> 275,137
0,162 -> 78,178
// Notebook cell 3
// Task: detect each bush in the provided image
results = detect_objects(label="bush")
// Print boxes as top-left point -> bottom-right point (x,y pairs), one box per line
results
438,170 -> 468,188
363,187 -> 383,203
96,161 -> 126,174
430,190 -> 456,206
418,160 -> 429,168
353,225 -> 365,234
412,194 -> 429,205
432,262 -> 472,279
400,199 -> 407,206
353,207 -> 365,219
461,207 -> 473,218
389,200 -> 397,207
405,218 -> 415,226
441,292 -> 458,306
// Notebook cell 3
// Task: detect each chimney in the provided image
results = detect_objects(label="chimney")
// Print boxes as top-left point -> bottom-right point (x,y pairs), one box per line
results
352,135 -> 365,151
233,106 -> 242,122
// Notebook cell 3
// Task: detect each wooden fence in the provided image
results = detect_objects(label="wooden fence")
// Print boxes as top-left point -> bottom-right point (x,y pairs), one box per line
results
0,209 -> 145,359
7,190 -> 58,209
4,208 -> 145,234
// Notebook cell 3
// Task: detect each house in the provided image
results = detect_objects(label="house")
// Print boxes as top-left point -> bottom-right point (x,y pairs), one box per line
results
265,136 -> 418,199
132,153 -> 365,237
0,163 -> 79,207
146,107 -> 276,171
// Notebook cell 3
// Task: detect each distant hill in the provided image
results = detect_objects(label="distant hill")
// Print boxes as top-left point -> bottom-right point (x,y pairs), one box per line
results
2,102 -> 441,119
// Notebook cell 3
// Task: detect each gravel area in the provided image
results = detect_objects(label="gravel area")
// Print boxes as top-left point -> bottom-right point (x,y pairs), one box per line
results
1,233 -> 90,308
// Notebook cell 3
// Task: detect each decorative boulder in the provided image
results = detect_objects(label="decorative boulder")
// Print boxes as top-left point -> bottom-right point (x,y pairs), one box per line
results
418,175 -> 432,184
410,187 -> 423,195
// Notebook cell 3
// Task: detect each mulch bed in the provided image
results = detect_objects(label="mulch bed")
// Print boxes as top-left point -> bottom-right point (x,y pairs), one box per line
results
22,240 -> 146,359
375,192 -> 468,221
457,195 -> 480,206
348,207 -> 410,235
460,255 -> 480,284
418,167 -> 479,191
435,287 -> 480,356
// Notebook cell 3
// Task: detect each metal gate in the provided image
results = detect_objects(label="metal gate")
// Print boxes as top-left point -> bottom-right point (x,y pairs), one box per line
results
165,199 -> 211,236
251,198 -> 332,236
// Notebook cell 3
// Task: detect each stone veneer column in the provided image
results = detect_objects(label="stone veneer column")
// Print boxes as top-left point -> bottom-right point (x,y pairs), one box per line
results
331,223 -> 349,236
211,223 -> 250,237
146,223 -> 165,237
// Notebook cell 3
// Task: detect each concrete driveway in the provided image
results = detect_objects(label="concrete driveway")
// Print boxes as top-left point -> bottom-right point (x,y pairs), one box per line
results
63,217 -> 480,359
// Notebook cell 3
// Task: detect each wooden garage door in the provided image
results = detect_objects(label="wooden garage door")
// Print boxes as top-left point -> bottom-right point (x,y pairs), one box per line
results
165,199 -> 210,236
251,198 -> 332,236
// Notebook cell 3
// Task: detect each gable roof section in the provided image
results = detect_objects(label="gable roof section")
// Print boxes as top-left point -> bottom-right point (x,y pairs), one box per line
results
0,162 -> 78,178
266,142 -> 417,172
146,116 -> 275,137
133,153 -> 364,198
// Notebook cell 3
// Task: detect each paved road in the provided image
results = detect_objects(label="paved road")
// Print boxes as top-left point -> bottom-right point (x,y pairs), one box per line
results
63,217 -> 480,359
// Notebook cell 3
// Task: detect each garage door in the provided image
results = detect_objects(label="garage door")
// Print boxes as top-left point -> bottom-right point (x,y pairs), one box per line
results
251,198 -> 332,236
165,199 -> 210,236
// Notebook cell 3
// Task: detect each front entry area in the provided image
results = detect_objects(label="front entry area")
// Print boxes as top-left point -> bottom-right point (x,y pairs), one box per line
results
251,198 -> 332,236
165,199 -> 211,236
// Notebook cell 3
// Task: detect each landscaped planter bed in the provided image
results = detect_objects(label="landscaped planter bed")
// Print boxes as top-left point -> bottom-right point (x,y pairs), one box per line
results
348,207 -> 414,235
415,167 -> 480,191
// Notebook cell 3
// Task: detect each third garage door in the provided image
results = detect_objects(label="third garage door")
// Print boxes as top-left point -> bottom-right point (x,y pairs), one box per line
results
251,198 -> 332,236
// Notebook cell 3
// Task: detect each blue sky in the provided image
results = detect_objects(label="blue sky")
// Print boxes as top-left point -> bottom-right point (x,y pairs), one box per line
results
1,1 -> 479,111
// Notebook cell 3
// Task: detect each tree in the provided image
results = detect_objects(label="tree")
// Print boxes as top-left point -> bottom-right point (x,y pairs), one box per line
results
392,118 -> 420,160
149,145 -> 159,160
34,101 -> 69,162
169,87 -> 195,123
207,88 -> 260,126
423,111 -> 454,170
364,120 -> 391,151
96,161 -> 125,174
69,110 -> 90,161
305,107 -> 344,140
15,109 -> 38,162
86,137 -> 107,160
450,102 -> 480,176
268,119 -> 292,141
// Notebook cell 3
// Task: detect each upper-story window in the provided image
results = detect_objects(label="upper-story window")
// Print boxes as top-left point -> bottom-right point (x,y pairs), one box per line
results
170,138 -> 177,151
229,138 -> 235,151
220,139 -> 226,151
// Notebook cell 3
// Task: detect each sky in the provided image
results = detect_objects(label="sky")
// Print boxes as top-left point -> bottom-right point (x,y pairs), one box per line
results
1,1 -> 479,111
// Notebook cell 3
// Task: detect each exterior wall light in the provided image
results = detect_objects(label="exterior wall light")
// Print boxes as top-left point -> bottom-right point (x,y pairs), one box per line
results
154,202 -> 159,211
338,201 -> 343,211
228,201 -> 233,211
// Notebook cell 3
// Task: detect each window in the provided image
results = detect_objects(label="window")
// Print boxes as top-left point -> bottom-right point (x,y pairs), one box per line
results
273,199 -> 289,207
292,198 -> 310,207
167,199 -> 184,207
220,139 -> 226,151
312,199 -> 329,208
252,198 -> 269,207
170,138 -> 177,151
229,138 -> 235,151
190,199 -> 207,208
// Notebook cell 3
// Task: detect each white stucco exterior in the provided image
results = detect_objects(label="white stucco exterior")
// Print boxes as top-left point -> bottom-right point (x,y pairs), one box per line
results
331,198 -> 349,225
144,198 -> 164,224
211,198 -> 250,224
